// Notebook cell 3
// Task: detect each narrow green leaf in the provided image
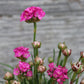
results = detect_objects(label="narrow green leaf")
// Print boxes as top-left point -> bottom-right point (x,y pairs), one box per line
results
75,78 -> 79,84
59,59 -> 63,66
43,73 -> 48,84
25,79 -> 29,84
30,52 -> 34,63
53,49 -> 55,63
68,69 -> 72,73
0,63 -> 14,70
48,78 -> 52,84
3,68 -> 12,73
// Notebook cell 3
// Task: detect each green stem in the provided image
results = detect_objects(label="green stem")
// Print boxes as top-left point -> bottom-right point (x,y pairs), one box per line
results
33,22 -> 37,58
8,80 -> 10,84
33,22 -> 37,84
75,78 -> 79,84
52,80 -> 55,84
63,56 -> 68,67
57,50 -> 61,66
33,22 -> 37,41
79,57 -> 81,61
70,72 -> 76,84
39,73 -> 42,84
53,49 -> 55,63
36,48 -> 38,56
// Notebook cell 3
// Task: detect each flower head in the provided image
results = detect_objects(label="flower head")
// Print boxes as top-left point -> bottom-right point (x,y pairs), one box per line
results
47,63 -> 68,84
32,41 -> 41,48
34,56 -> 44,65
14,46 -> 30,60
13,68 -> 20,76
4,72 -> 14,80
27,71 -> 32,77
71,62 -> 84,74
20,6 -> 45,23
48,57 -> 54,63
38,65 -> 46,73
62,48 -> 71,57
58,42 -> 67,50
48,62 -> 56,71
19,61 -> 30,72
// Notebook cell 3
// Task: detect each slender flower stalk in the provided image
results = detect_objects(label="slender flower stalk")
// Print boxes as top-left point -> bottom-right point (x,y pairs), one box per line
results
63,56 -> 68,67
33,22 -> 37,84
57,50 -> 61,66
70,72 -> 76,84
33,22 -> 37,42
8,81 -> 10,84
51,80 -> 55,84
39,73 -> 42,84
36,48 -> 38,56
33,22 -> 37,58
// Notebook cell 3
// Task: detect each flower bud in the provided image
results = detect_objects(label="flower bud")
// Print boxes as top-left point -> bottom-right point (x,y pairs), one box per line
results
29,61 -> 33,66
27,77 -> 32,80
48,57 -> 53,63
32,41 -> 41,48
62,48 -> 71,57
81,58 -> 84,64
38,65 -> 46,73
71,62 -> 84,74
4,72 -> 14,80
58,42 -> 67,50
80,52 -> 84,58
5,81 -> 8,84
80,78 -> 84,84
12,80 -> 20,84
34,56 -> 44,65
5,80 -> 15,84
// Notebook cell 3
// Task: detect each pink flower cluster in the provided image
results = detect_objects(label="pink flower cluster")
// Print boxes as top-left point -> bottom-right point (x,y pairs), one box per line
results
14,46 -> 30,59
47,63 -> 68,84
13,61 -> 32,77
20,6 -> 45,22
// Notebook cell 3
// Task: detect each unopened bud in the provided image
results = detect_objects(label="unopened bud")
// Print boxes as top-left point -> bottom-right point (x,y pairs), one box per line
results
62,48 -> 71,57
80,52 -> 84,58
71,62 -> 84,74
27,77 -> 32,80
48,57 -> 53,63
4,72 -> 14,80
5,81 -> 8,84
38,65 -> 46,73
81,58 -> 84,64
29,61 -> 33,66
32,41 -> 41,48
58,42 -> 67,50
5,80 -> 15,84
12,80 -> 20,84
80,78 -> 84,84
34,56 -> 44,65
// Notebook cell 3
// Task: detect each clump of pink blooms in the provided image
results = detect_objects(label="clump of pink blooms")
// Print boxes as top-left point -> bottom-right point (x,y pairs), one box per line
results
13,61 -> 32,77
14,46 -> 30,60
47,63 -> 68,84
20,6 -> 45,22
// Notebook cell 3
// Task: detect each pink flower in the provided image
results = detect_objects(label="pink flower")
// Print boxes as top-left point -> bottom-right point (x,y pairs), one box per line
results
13,68 -> 20,76
14,46 -> 30,59
47,63 -> 68,84
27,71 -> 32,77
20,6 -> 45,22
19,61 -> 30,72
48,63 -> 56,71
